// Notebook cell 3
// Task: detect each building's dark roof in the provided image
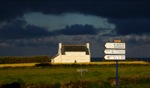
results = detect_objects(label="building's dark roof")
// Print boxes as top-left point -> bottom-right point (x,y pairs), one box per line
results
61,45 -> 89,55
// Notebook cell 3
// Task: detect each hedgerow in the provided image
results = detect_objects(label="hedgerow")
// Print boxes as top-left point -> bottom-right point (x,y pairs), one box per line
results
0,56 -> 51,64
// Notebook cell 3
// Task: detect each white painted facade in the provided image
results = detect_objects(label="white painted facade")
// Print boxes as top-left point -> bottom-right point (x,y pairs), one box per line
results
51,43 -> 91,63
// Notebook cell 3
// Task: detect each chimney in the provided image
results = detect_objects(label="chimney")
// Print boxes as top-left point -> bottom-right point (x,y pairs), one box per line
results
59,43 -> 62,49
58,43 -> 62,54
86,43 -> 90,49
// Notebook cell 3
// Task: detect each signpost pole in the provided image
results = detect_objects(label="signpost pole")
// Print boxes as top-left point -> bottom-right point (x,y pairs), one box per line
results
104,40 -> 125,88
116,60 -> 118,88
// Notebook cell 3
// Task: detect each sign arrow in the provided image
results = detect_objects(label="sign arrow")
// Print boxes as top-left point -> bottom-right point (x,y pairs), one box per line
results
105,43 -> 125,49
104,55 -> 125,60
104,49 -> 125,54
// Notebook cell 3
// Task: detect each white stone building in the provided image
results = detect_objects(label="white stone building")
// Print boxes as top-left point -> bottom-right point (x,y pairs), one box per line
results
51,43 -> 91,63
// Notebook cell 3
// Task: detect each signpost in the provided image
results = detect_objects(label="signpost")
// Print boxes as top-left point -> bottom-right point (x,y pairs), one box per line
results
104,49 -> 125,54
105,43 -> 125,49
104,40 -> 126,88
104,55 -> 125,60
77,69 -> 88,84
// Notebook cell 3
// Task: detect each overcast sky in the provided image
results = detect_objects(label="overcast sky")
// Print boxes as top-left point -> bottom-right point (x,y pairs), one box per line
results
0,0 -> 150,58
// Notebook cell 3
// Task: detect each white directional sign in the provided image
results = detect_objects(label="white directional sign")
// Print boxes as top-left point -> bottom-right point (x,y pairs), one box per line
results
104,49 -> 125,54
104,41 -> 126,60
104,55 -> 125,60
105,43 -> 125,49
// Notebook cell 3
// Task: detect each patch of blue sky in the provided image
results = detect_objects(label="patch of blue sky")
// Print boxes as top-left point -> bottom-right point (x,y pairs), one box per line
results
23,12 -> 115,31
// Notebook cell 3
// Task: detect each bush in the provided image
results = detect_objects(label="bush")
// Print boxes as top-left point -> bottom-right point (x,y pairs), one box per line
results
35,63 -> 52,67
1,79 -> 25,88
1,82 -> 21,88
120,77 -> 150,85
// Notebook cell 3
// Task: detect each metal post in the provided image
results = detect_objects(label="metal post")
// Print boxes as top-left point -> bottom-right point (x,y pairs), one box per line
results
116,60 -> 118,88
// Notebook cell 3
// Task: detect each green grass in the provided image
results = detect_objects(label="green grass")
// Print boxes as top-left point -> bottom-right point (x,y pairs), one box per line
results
0,64 -> 150,87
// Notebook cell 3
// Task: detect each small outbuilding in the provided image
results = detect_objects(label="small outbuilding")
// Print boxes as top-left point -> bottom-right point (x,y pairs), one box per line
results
51,43 -> 91,63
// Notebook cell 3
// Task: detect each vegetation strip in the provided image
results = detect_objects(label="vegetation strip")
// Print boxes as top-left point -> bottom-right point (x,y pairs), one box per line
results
0,64 -> 149,88
0,61 -> 149,68
0,63 -> 37,68
0,56 -> 51,64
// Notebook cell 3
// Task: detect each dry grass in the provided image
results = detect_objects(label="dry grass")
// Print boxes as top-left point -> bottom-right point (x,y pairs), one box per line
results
118,61 -> 149,65
0,61 -> 149,68
93,61 -> 149,65
51,61 -> 149,65
0,63 -> 37,67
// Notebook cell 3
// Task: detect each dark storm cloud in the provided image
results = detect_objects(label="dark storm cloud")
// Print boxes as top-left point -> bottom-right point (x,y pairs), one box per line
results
52,24 -> 98,35
0,20 -> 50,39
0,0 -> 26,21
0,0 -> 150,22
1,0 -> 150,57
1,0 -> 150,36
109,19 -> 150,35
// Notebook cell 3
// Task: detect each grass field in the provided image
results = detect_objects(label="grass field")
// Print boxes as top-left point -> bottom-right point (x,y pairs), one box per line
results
0,61 -> 150,88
